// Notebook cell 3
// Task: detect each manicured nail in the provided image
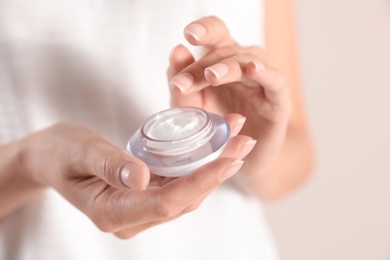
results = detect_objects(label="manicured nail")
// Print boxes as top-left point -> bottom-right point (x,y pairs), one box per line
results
237,139 -> 257,159
249,61 -> 266,71
205,63 -> 229,80
184,23 -> 206,41
220,160 -> 244,181
169,46 -> 177,61
121,163 -> 143,189
169,44 -> 184,62
231,116 -> 246,136
170,72 -> 194,93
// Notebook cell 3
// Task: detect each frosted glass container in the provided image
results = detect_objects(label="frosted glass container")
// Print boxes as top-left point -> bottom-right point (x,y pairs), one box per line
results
127,107 -> 230,177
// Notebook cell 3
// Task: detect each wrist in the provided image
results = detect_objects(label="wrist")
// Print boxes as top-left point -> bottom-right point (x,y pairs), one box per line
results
17,133 -> 48,188
0,138 -> 46,219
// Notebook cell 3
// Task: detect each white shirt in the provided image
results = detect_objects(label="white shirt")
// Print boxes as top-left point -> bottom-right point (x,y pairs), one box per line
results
0,0 -> 279,259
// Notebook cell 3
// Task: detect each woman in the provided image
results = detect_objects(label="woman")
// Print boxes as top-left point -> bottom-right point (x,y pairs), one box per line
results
0,0 -> 313,259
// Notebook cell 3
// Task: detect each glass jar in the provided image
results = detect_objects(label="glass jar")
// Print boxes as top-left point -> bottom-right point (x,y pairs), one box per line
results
127,106 -> 230,177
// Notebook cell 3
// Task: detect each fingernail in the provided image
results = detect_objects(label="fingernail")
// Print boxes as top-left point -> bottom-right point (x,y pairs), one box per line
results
121,163 -> 142,189
231,116 -> 246,136
184,23 -> 206,41
169,46 -> 177,62
169,44 -> 184,62
170,72 -> 194,93
220,160 -> 244,181
205,63 -> 229,80
237,139 -> 257,159
249,61 -> 266,71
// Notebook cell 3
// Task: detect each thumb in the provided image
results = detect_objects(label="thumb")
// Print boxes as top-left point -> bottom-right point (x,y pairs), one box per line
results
88,142 -> 150,191
118,154 -> 150,191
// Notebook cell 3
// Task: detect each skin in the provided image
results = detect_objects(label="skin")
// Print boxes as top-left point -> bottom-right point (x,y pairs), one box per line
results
261,0 -> 315,199
169,7 -> 314,200
0,121 -> 253,239
0,2 -> 314,238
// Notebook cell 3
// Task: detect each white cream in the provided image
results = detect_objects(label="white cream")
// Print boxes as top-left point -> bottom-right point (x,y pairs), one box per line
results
146,111 -> 206,140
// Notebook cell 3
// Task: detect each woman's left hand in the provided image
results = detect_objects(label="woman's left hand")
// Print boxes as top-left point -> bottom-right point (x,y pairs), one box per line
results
167,16 -> 292,194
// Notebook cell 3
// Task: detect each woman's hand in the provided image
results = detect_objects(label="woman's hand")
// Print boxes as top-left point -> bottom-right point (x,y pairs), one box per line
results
168,17 -> 292,196
1,120 -> 254,238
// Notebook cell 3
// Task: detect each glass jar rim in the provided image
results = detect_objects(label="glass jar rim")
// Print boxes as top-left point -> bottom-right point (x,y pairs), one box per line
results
139,106 -> 215,156
140,106 -> 211,143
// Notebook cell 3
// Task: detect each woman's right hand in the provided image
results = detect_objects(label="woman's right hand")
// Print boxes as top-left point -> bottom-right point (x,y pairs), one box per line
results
10,120 -> 253,238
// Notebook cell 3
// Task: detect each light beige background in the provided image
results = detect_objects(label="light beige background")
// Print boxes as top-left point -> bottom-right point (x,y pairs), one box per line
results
264,1 -> 390,260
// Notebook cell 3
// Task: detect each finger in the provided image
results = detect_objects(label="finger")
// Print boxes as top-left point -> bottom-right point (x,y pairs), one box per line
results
167,44 -> 195,81
113,190 -> 209,239
157,158 -> 243,212
169,46 -> 258,95
204,53 -> 260,87
224,113 -> 246,137
220,135 -> 257,160
144,112 -> 249,187
80,134 -> 150,191
167,45 -> 203,107
95,157 -> 243,232
184,16 -> 236,48
245,60 -> 290,107
140,116 -> 251,187
204,55 -> 290,107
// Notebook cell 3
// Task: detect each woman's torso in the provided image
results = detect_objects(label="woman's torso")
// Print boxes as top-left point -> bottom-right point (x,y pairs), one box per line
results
0,1 -> 278,259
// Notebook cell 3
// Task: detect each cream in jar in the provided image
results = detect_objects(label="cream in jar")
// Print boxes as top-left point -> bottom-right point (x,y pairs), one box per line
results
127,106 -> 230,177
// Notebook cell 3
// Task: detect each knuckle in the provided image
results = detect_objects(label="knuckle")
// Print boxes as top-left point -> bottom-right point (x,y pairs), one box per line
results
93,218 -> 118,233
95,149 -> 122,184
90,210 -> 119,233
182,202 -> 201,215
197,181 -> 215,194
246,53 -> 261,62
267,68 -> 286,91
274,71 -> 287,90
207,46 -> 241,60
192,62 -> 207,73
155,203 -> 178,219
154,196 -> 180,219
210,48 -> 230,60
188,172 -> 219,194
247,45 -> 265,57
207,15 -> 225,27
